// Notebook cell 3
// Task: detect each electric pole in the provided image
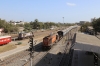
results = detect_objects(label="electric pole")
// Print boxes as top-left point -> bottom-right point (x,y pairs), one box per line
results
63,17 -> 64,23
62,17 -> 64,29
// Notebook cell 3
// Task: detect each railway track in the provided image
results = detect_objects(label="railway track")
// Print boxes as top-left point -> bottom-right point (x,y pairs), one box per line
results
58,33 -> 76,66
23,51 -> 47,66
1,39 -> 61,66
58,48 -> 74,66
0,42 -> 42,66
0,40 -> 56,66
0,27 -> 77,66
23,42 -> 59,66
0,50 -> 29,66
23,33 -> 73,66
0,30 -> 58,66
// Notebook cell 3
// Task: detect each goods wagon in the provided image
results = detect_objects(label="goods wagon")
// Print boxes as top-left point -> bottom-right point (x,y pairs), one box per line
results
0,36 -> 11,45
42,34 -> 58,50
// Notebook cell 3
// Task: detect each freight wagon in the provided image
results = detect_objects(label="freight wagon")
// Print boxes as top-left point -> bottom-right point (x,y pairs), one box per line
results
0,36 -> 11,45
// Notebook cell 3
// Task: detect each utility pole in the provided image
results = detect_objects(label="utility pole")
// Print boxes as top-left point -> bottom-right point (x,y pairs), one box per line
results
63,17 -> 64,23
63,17 -> 64,29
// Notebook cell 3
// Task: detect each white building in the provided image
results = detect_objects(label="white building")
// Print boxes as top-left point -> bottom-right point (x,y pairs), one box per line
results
10,21 -> 24,25
79,21 -> 88,25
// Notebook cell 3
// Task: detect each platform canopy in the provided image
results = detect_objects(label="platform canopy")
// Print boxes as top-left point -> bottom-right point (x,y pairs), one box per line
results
72,33 -> 100,54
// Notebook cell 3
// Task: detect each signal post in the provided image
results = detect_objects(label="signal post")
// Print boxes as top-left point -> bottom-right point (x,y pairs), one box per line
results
29,37 -> 34,66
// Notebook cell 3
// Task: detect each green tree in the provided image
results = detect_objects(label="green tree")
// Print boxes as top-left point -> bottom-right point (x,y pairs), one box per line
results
80,24 -> 88,32
92,18 -> 100,35
31,19 -> 40,29
24,23 -> 32,31
44,22 -> 50,29
16,24 -> 24,27
0,19 -> 18,33
38,22 -> 44,29
79,22 -> 92,32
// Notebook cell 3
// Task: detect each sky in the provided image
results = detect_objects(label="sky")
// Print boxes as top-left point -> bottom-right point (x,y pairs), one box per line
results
0,0 -> 100,23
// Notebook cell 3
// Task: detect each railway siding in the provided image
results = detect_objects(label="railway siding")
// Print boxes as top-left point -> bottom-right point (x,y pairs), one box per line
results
0,26 -> 77,66
0,40 -> 41,61
0,45 -> 29,61
32,39 -> 71,66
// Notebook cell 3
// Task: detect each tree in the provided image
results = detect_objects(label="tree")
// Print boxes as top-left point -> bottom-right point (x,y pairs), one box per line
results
16,24 -> 24,27
38,22 -> 44,29
31,19 -> 40,29
92,18 -> 100,35
44,22 -> 49,29
80,24 -> 88,32
0,19 -> 18,33
24,23 -> 32,31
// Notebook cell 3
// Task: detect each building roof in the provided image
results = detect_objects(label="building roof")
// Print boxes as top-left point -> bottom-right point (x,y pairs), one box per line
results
0,36 -> 11,39
88,26 -> 93,30
72,33 -> 100,54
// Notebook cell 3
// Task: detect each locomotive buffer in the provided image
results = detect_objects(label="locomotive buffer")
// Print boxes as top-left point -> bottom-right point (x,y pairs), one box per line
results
28,37 -> 34,66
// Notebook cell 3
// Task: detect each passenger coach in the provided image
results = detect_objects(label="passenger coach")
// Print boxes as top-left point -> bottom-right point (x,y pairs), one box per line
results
0,36 -> 11,45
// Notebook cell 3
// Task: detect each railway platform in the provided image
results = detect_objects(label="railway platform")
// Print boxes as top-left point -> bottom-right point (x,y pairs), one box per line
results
71,32 -> 100,66
72,32 -> 100,54
71,49 -> 94,66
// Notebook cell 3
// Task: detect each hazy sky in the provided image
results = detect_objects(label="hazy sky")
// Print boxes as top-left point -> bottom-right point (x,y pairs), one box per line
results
0,0 -> 100,23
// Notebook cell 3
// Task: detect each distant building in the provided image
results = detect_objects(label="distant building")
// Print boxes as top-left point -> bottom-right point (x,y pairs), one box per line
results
75,22 -> 80,25
10,21 -> 24,25
79,21 -> 88,25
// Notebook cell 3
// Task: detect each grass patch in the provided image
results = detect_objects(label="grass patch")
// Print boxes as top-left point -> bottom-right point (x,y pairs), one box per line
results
15,42 -> 28,46
16,42 -> 22,45
0,44 -> 17,53
20,44 -> 27,46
